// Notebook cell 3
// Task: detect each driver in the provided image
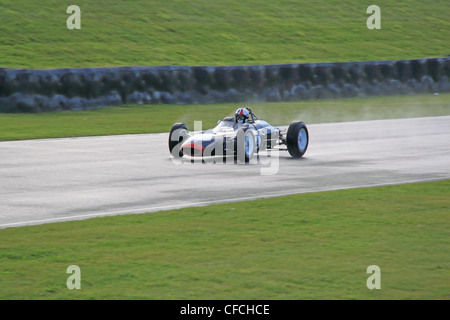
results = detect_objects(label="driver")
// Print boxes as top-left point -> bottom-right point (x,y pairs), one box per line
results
235,108 -> 250,124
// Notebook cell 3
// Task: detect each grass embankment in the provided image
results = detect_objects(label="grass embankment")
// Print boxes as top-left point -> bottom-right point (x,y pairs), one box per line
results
0,180 -> 448,299
0,93 -> 449,141
0,0 -> 449,68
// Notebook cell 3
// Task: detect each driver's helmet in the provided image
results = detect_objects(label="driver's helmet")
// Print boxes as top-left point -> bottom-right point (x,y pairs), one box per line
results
235,108 -> 250,124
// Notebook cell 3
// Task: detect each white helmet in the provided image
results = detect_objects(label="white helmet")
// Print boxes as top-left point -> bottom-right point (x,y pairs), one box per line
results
235,108 -> 250,124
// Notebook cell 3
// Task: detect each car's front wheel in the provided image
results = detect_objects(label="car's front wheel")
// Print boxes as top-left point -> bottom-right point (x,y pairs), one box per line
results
286,121 -> 309,158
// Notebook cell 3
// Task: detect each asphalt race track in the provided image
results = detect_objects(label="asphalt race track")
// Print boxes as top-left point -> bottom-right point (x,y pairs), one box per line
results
1,116 -> 449,229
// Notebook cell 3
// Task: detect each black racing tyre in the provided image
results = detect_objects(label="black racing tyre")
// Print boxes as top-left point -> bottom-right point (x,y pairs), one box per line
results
168,123 -> 189,157
286,121 -> 309,158
235,127 -> 257,163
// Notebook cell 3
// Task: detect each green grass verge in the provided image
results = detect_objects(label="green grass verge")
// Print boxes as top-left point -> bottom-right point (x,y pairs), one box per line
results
0,93 -> 449,141
0,0 -> 449,68
0,180 -> 448,299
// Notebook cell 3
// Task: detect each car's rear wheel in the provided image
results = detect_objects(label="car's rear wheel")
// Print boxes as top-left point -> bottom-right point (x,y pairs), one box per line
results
286,121 -> 309,158
235,128 -> 256,163
168,123 -> 189,157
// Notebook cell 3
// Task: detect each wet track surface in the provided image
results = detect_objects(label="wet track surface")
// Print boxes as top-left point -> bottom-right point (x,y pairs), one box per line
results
1,116 -> 449,228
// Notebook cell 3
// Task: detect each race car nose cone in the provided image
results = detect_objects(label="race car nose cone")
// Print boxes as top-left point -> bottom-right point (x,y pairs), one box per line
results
181,142 -> 205,156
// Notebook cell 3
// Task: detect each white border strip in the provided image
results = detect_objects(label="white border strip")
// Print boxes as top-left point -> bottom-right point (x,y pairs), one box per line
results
1,177 -> 448,229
